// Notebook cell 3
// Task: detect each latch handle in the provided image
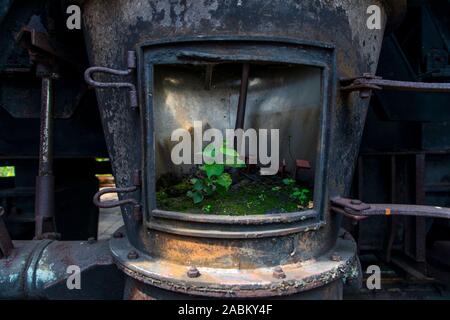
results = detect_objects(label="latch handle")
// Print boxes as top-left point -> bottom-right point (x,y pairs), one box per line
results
84,51 -> 138,109
331,197 -> 450,221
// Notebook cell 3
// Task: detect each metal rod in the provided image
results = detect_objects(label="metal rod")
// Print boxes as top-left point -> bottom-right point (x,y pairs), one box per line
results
38,77 -> 54,176
35,75 -> 55,239
235,63 -> 250,131
341,75 -> 450,94
0,207 -> 13,258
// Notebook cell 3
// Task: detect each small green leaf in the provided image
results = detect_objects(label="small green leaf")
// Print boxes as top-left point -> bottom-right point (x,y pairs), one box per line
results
204,185 -> 215,196
202,163 -> 225,178
187,191 -> 204,204
220,146 -> 239,157
216,173 -> 232,190
202,204 -> 213,213
191,179 -> 204,191
283,178 -> 295,186
202,144 -> 218,164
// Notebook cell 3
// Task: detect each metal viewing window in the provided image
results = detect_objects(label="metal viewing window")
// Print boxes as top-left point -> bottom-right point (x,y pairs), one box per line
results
137,36 -> 336,239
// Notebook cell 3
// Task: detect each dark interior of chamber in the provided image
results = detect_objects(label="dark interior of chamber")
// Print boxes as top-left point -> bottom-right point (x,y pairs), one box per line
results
152,62 -> 322,215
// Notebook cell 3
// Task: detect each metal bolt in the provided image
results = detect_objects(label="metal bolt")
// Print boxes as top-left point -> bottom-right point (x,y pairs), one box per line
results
351,199 -> 362,205
273,266 -> 286,279
330,253 -> 342,262
127,250 -> 139,260
87,237 -> 96,244
187,266 -> 201,278
113,231 -> 124,239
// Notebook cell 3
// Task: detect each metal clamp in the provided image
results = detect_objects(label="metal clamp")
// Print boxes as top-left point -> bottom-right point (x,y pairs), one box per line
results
340,73 -> 450,99
331,197 -> 450,221
84,51 -> 138,109
0,207 -> 13,258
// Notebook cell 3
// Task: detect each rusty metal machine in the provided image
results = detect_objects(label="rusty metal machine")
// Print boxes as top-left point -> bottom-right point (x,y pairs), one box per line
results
1,0 -> 450,300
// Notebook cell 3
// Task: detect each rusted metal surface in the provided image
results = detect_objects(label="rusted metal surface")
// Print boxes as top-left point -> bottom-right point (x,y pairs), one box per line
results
123,275 -> 344,300
0,207 -> 13,258
331,197 -> 450,220
16,16 -> 82,70
81,0 -> 389,299
0,239 -> 123,299
111,226 -> 357,298
83,0 -> 388,256
341,73 -> 450,97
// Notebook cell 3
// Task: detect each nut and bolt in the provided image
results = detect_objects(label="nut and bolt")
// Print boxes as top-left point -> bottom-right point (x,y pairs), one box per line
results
87,237 -> 96,244
273,266 -> 286,279
330,253 -> 342,262
127,250 -> 139,260
187,266 -> 201,278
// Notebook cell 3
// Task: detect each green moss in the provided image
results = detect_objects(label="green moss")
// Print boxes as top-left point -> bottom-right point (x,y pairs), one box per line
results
157,177 -> 313,216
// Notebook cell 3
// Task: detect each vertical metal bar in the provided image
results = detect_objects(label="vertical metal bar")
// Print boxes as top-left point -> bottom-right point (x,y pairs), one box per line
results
415,154 -> 427,264
357,156 -> 364,200
386,155 -> 397,262
35,76 -> 56,239
39,77 -> 54,176
0,207 -> 13,258
234,63 -> 250,131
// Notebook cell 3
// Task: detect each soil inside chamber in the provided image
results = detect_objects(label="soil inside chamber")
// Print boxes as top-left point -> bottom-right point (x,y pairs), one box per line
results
156,174 -> 313,216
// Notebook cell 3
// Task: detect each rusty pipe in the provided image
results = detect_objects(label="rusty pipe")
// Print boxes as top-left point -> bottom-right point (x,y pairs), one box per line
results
0,240 -> 117,299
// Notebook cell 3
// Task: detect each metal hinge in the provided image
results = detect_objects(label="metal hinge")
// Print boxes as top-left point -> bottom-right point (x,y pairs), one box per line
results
331,197 -> 450,221
340,73 -> 450,99
84,51 -> 138,109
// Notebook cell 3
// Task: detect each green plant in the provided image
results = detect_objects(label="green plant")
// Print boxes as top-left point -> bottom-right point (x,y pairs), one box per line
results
290,188 -> 311,206
187,143 -> 244,204
202,204 -> 213,213
282,178 -> 295,186
282,178 -> 311,206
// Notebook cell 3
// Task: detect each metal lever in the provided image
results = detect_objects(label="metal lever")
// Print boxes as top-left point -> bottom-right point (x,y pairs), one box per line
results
331,197 -> 450,221
340,73 -> 450,98
84,51 -> 138,109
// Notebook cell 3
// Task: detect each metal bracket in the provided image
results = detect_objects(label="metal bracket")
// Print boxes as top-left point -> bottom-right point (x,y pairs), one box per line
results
331,197 -> 450,221
0,207 -> 13,258
84,51 -> 138,109
340,73 -> 450,99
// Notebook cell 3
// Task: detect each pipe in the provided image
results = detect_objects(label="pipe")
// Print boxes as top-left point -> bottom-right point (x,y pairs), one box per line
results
0,240 -> 119,299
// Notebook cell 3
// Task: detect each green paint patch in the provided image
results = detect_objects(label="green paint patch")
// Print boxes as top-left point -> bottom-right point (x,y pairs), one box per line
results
157,176 -> 313,216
